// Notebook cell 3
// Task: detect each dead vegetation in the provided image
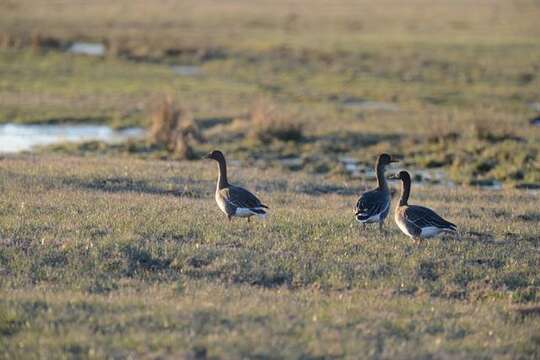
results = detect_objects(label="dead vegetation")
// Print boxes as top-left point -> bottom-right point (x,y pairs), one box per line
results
249,99 -> 303,144
149,97 -> 204,159
1,31 -> 66,51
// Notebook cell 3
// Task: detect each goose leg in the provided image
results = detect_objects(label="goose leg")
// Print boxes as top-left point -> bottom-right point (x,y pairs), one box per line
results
247,217 -> 251,223
227,215 -> 232,222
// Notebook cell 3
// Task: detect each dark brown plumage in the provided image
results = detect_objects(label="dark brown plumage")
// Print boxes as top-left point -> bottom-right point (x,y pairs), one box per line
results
355,153 -> 398,231
205,150 -> 268,222
388,170 -> 457,243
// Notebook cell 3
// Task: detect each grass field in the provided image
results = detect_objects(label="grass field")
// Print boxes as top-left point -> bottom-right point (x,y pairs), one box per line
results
1,0 -> 540,358
1,156 -> 539,358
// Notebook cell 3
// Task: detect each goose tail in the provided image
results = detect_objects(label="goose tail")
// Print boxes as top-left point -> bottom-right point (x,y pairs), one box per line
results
445,221 -> 458,232
441,222 -> 458,235
355,212 -> 371,223
250,207 -> 268,219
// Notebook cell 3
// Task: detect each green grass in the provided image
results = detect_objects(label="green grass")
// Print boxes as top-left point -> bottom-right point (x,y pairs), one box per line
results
0,156 -> 539,357
1,14 -> 539,185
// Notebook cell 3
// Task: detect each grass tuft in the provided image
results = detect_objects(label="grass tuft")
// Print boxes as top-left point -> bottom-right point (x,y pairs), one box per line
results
149,97 -> 203,159
249,99 -> 303,144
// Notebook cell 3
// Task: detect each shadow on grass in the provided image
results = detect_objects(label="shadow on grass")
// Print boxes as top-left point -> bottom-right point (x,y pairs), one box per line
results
20,116 -> 110,125
294,182 -> 360,196
61,176 -> 210,198
195,116 -> 235,129
122,244 -> 172,275
307,131 -> 402,153
0,170 -> 210,199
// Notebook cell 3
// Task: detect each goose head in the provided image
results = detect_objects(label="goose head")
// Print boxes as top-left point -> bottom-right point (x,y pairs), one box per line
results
387,170 -> 410,181
204,150 -> 226,162
377,153 -> 399,167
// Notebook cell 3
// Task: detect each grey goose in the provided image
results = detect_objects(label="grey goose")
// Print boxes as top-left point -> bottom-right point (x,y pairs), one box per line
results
355,153 -> 398,231
205,150 -> 268,222
388,170 -> 457,243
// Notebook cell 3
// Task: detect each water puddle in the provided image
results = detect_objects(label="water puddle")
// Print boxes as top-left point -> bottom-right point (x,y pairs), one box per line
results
413,169 -> 456,187
279,157 -> 303,168
171,65 -> 202,76
341,99 -> 399,112
469,179 -> 503,190
338,156 -> 459,188
337,155 -> 510,190
528,102 -> 540,112
530,115 -> 540,127
0,123 -> 145,153
338,156 -> 375,179
68,42 -> 106,56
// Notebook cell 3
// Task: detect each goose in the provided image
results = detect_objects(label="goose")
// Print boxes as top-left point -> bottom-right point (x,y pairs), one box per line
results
204,150 -> 268,222
355,153 -> 398,231
388,170 -> 457,243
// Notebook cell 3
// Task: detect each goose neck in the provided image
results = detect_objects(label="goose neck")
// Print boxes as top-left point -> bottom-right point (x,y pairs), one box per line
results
399,176 -> 411,206
376,162 -> 389,191
216,158 -> 228,190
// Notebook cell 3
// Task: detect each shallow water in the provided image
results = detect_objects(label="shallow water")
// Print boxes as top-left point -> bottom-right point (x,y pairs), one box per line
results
171,65 -> 202,76
528,102 -> 540,112
68,42 -> 105,56
0,123 -> 145,153
279,157 -> 303,167
338,156 -> 460,188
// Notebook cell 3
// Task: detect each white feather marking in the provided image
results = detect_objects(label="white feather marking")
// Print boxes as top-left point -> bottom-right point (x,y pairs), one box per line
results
215,192 -> 228,215
420,226 -> 442,238
235,207 -> 267,219
396,215 -> 414,239
357,201 -> 389,224
357,213 -> 380,224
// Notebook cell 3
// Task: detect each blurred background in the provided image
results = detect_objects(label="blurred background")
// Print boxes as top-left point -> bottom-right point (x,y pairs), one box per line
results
1,0 -> 539,188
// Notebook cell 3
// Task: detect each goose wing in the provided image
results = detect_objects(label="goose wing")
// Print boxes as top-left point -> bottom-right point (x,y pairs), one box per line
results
220,185 -> 268,210
355,189 -> 389,221
404,205 -> 456,230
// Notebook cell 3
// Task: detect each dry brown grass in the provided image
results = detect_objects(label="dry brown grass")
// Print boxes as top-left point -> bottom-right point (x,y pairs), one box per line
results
149,97 -> 203,159
0,31 -> 21,49
469,121 -> 523,143
249,99 -> 303,144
